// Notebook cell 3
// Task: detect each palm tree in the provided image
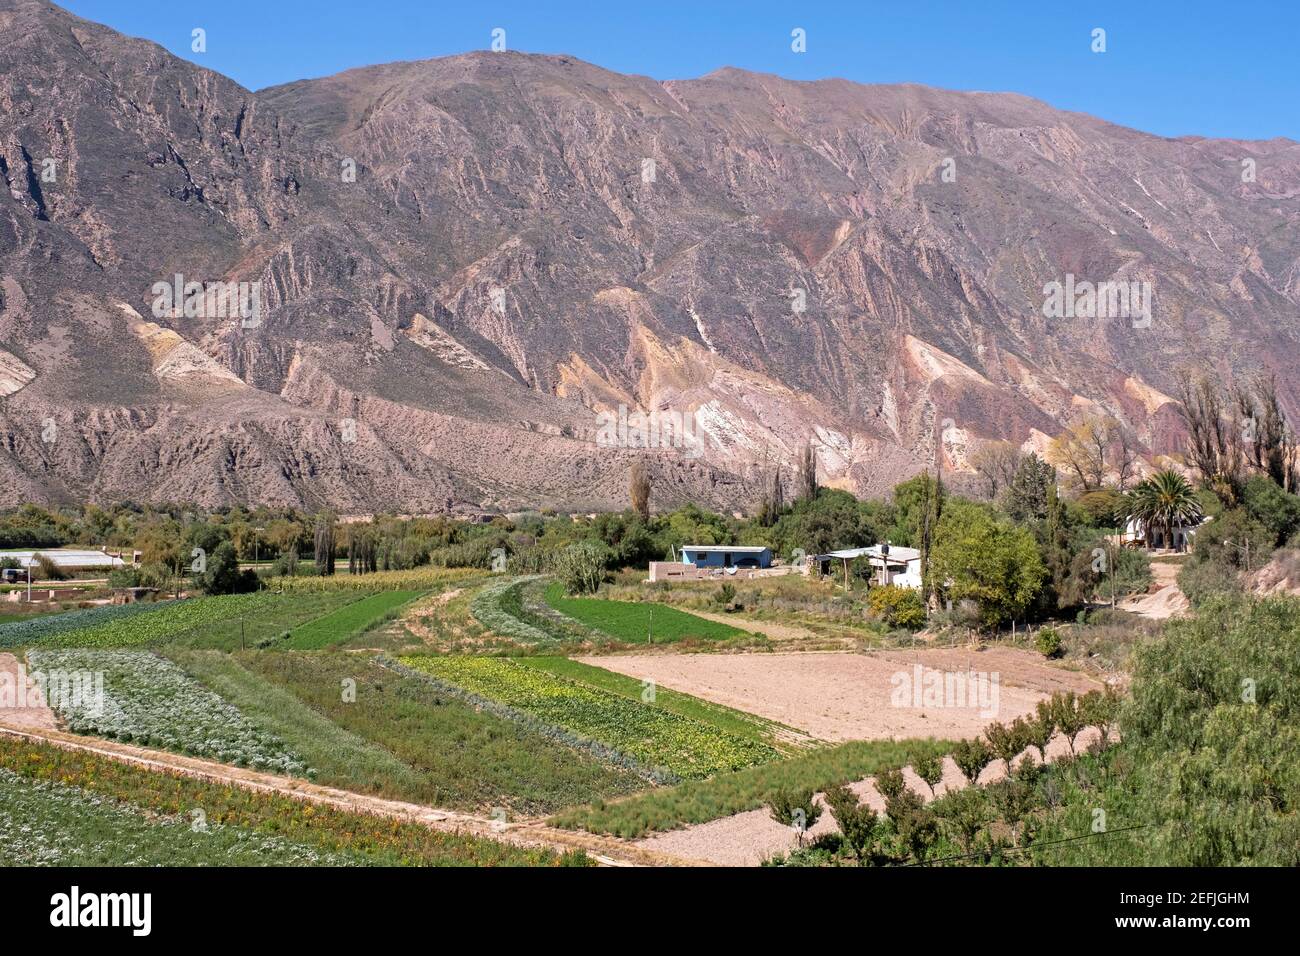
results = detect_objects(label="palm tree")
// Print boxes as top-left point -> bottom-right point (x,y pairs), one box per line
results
1126,470 -> 1203,551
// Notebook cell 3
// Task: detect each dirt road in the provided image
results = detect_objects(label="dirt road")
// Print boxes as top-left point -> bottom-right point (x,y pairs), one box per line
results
1119,558 -> 1188,620
0,652 -> 58,731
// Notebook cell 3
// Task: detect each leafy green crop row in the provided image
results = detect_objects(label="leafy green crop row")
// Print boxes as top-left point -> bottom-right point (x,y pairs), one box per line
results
469,576 -> 555,644
0,735 -> 581,866
28,648 -> 307,775
0,599 -> 174,649
544,582 -> 745,644
40,592 -> 283,648
0,766 -> 352,866
397,655 -> 777,779
284,590 -> 421,649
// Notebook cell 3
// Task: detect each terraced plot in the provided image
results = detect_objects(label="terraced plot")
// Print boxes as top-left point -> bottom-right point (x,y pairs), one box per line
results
0,766 -> 351,866
399,655 -> 779,780
36,592 -> 285,648
0,599 -> 175,649
284,590 -> 422,649
27,648 -> 306,775
236,652 -> 646,813
515,656 -> 817,753
0,736 -> 574,867
544,582 -> 746,644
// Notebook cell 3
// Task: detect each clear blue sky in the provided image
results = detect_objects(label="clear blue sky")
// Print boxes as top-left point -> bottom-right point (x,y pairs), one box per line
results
61,0 -> 1298,141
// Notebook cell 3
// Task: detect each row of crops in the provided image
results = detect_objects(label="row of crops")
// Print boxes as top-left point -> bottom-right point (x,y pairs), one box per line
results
0,599 -> 175,649
27,649 -> 308,775
397,655 -> 779,779
44,592 -> 287,648
268,567 -> 481,594
468,576 -> 556,644
284,590 -> 422,649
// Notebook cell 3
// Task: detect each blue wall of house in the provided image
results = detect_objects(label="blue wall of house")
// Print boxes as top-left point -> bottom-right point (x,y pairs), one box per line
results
681,547 -> 771,568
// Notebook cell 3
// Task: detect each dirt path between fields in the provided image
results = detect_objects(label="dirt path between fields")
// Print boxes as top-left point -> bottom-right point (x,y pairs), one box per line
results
635,727 -> 1104,866
0,652 -> 58,730
398,588 -> 465,646
1119,558 -> 1188,620
0,720 -> 700,867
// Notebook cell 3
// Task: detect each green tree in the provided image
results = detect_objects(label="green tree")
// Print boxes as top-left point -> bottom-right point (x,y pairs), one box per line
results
823,783 -> 881,864
1240,475 -> 1300,546
768,787 -> 823,847
933,785 -> 989,858
1123,597 -> 1300,864
1125,470 -> 1203,551
929,501 -> 1046,629
1000,453 -> 1055,524
555,540 -> 612,595
951,737 -> 993,785
195,542 -> 260,595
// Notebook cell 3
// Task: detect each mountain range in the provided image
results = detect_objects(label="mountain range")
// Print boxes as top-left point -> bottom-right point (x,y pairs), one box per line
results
2,0 -> 1298,513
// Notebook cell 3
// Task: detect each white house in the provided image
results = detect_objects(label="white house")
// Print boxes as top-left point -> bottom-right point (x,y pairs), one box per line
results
1118,515 -> 1207,552
813,544 -> 923,590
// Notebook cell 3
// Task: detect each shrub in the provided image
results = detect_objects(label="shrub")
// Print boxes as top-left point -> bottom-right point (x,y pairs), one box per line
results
767,787 -> 822,845
1035,626 -> 1063,658
823,783 -> 880,863
951,737 -> 993,784
1178,559 -> 1242,607
33,553 -> 69,581
875,767 -> 906,800
554,541 -> 612,595
868,584 -> 927,629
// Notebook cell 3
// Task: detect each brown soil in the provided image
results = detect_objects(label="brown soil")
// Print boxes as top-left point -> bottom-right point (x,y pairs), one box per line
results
399,587 -> 465,643
635,730 -> 1103,866
1119,558 -> 1189,620
0,652 -> 58,731
579,648 -> 1100,743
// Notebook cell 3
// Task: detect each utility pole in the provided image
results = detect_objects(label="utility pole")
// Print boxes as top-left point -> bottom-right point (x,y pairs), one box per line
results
26,563 -> 31,603
647,604 -> 653,645
1110,540 -> 1117,609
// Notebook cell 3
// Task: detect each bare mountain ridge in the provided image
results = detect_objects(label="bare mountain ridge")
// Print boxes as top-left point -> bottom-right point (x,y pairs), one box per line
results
2,0 -> 1298,510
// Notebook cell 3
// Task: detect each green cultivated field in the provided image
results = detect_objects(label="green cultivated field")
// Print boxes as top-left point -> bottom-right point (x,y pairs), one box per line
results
28,592 -> 313,649
167,649 -> 431,799
0,737 -> 580,866
400,655 -> 779,779
0,767 -> 353,866
283,590 -> 422,649
236,652 -> 646,813
166,591 -> 361,649
544,582 -> 745,644
514,656 -> 814,753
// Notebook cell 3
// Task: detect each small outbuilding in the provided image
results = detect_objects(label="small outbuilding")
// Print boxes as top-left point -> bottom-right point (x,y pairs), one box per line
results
679,545 -> 772,570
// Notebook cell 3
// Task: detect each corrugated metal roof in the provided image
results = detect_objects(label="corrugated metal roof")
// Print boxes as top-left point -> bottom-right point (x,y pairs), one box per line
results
682,545 -> 769,553
0,550 -> 125,568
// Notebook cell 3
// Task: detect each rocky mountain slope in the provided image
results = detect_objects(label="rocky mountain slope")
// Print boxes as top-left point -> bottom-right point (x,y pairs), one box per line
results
2,0 -> 1298,511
